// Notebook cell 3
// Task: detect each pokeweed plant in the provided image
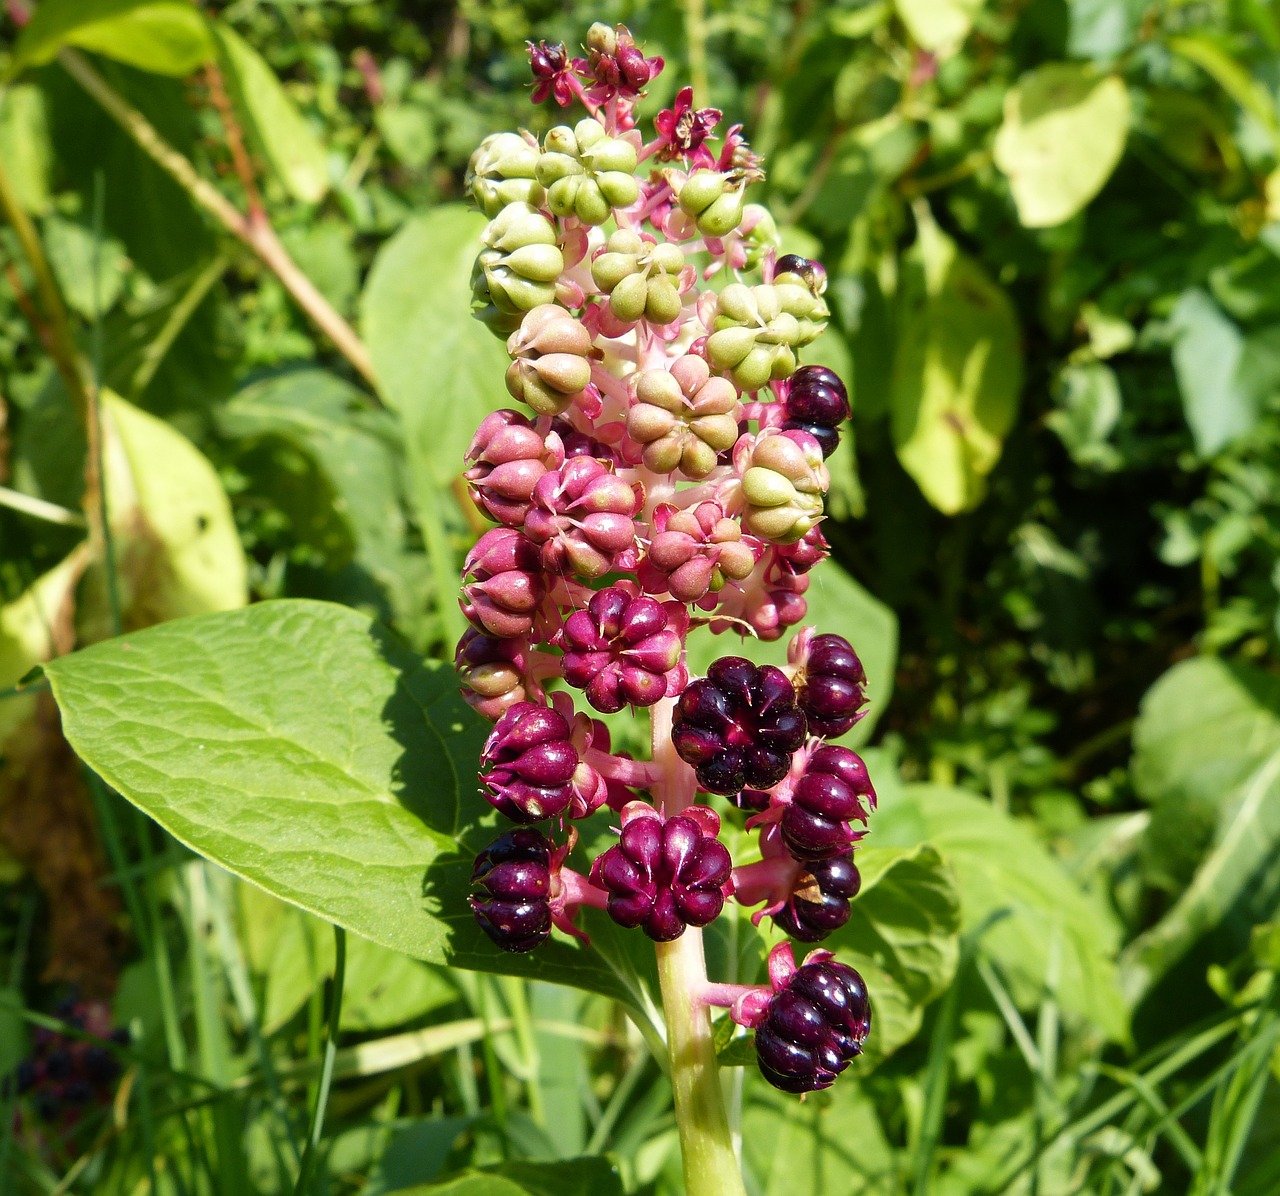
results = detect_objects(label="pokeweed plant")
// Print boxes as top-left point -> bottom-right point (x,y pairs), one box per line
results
455,23 -> 877,1190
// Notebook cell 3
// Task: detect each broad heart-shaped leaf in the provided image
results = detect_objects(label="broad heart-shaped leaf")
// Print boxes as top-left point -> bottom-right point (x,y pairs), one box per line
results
78,391 -> 246,639
684,559 -> 897,748
993,64 -> 1130,229
11,0 -> 214,77
361,205 -> 510,485
211,22 -> 328,204
829,844 -> 960,1059
43,600 -> 660,1020
893,0 -> 986,54
890,209 -> 1022,514
1168,289 -> 1263,456
1123,657 -> 1280,1002
875,785 -> 1129,1043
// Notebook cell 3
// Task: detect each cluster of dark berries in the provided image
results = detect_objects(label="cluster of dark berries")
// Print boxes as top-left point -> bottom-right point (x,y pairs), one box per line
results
754,951 -> 871,1093
470,827 -> 554,953
4,998 -> 128,1126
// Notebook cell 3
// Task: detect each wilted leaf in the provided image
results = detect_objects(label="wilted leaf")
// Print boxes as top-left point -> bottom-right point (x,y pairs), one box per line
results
212,21 -> 329,204
12,0 -> 214,77
994,63 -> 1130,228
890,208 -> 1022,514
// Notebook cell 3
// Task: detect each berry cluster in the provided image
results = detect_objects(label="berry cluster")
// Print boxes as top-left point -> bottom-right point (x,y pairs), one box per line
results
456,24 -> 877,1095
3,998 -> 129,1128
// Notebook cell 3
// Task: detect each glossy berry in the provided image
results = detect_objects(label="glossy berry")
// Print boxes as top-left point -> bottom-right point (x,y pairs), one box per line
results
781,745 -> 875,860
781,365 -> 849,459
797,633 -> 868,739
469,828 -> 553,952
672,657 -> 807,794
772,853 -> 861,942
756,957 -> 871,1092
588,808 -> 731,941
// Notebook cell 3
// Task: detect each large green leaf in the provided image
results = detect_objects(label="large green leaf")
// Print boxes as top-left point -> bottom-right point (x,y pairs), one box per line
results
994,63 -> 1130,228
361,205 -> 510,485
684,558 -> 897,746
890,209 -> 1022,514
831,843 -> 961,1058
877,784 -> 1129,1042
1123,657 -> 1280,1001
43,600 -> 657,1016
211,22 -> 329,204
398,1158 -> 624,1196
12,0 -> 214,77
0,84 -> 53,213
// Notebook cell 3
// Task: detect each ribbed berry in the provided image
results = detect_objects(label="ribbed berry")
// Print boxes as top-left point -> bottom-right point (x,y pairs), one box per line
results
671,657 -> 807,794
469,828 -> 553,952
781,365 -> 849,458
797,633 -> 868,738
555,586 -> 686,713
588,807 -> 731,941
479,701 -> 605,822
781,745 -> 875,860
755,956 -> 871,1092
772,853 -> 861,942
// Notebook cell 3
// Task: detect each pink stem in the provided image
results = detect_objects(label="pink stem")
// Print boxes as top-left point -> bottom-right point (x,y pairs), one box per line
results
558,867 -> 610,911
696,981 -> 768,1010
730,855 -> 802,906
583,747 -> 664,789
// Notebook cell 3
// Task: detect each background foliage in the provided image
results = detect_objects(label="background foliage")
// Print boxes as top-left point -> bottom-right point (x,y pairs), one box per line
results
2,0 -> 1279,1193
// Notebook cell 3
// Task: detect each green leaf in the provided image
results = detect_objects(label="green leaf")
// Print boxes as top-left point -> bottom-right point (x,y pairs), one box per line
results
1047,361 -> 1122,471
361,205 -> 510,485
0,84 -> 53,213
42,213 -> 128,320
893,0 -> 986,54
1169,290 -> 1264,456
890,208 -> 1022,514
877,785 -> 1129,1042
398,1158 -> 624,1196
993,63 -> 1130,228
1169,34 -> 1280,154
684,558 -> 898,747
12,0 -> 214,77
829,843 -> 961,1058
44,600 -> 657,1016
211,21 -> 329,204
1124,657 -> 1280,1001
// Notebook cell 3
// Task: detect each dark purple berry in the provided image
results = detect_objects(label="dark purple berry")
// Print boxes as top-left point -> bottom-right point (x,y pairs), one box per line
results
588,809 -> 731,941
781,745 -> 875,861
774,256 -> 828,296
755,957 -> 870,1093
797,633 -> 868,739
470,828 -> 553,952
772,853 -> 861,942
781,366 -> 849,459
672,657 -> 808,795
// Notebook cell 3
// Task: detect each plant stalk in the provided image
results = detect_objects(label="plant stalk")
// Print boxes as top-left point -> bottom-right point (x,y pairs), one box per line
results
651,696 -> 746,1196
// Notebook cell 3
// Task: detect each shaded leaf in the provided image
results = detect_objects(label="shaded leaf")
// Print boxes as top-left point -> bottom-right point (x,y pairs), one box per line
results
994,63 -> 1130,228
211,21 -> 329,204
12,0 -> 214,78
398,1158 -> 624,1196
44,600 -> 658,1017
891,209 -> 1022,514
876,785 -> 1129,1041
42,212 -> 128,320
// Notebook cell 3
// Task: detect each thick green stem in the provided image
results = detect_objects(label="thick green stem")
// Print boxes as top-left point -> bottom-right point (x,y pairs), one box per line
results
650,697 -> 746,1196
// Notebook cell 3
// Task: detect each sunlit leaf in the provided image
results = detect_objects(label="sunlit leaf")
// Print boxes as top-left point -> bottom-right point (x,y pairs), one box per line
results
893,0 -> 986,54
994,63 -> 1130,228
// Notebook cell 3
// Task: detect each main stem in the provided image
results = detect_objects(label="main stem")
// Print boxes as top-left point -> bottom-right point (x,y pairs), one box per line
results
651,698 -> 746,1196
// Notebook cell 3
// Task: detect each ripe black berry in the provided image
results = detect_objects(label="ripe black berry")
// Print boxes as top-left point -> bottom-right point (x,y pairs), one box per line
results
772,853 -> 861,942
781,366 -> 849,459
672,657 -> 807,795
469,828 -> 553,952
781,745 -> 874,860
797,633 -> 867,739
589,809 -> 732,941
755,956 -> 870,1092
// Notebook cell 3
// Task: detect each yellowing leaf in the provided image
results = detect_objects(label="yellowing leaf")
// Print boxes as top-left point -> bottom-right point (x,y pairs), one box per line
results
212,22 -> 329,204
890,209 -> 1022,514
82,391 -> 246,634
893,0 -> 986,54
994,64 -> 1130,228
